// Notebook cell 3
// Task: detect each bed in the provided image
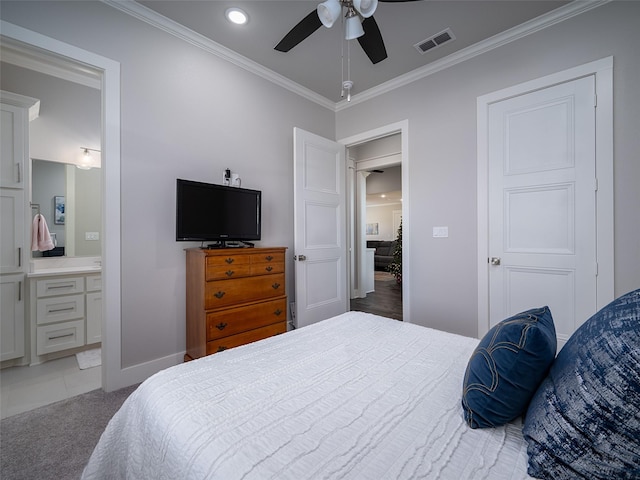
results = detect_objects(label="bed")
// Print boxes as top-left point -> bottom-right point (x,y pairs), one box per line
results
82,311 -> 534,479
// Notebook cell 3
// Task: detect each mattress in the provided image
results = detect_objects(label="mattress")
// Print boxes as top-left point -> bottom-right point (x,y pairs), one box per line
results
82,312 -> 533,479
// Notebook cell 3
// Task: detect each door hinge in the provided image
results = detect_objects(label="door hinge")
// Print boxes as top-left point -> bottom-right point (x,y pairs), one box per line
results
594,178 -> 599,191
593,94 -> 597,108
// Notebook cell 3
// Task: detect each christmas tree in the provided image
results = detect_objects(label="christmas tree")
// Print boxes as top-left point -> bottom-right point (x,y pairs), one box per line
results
387,220 -> 402,284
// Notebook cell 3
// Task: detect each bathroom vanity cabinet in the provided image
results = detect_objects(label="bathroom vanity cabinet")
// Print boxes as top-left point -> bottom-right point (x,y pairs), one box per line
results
28,270 -> 102,365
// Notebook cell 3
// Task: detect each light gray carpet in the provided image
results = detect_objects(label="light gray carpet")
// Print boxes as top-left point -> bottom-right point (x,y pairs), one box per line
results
1,384 -> 138,480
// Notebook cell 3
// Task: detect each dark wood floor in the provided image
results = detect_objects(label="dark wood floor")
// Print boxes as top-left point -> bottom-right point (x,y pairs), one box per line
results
350,271 -> 403,320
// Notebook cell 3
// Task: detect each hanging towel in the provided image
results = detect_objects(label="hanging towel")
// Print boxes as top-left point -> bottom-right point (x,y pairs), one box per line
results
31,214 -> 55,252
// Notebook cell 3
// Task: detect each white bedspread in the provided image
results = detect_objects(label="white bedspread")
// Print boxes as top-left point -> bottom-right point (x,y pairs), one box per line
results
82,312 -> 533,479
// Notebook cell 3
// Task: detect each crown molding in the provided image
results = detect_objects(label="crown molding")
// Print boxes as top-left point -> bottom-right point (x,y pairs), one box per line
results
337,0 -> 610,111
0,38 -> 102,89
102,0 -> 335,111
103,0 -> 608,113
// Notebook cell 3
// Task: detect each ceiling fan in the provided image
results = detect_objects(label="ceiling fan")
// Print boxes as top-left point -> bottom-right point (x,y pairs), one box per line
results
274,0 -> 420,65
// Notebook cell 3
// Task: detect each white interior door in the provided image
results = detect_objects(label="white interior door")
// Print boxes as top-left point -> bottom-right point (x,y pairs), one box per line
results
488,76 -> 597,349
293,127 -> 347,328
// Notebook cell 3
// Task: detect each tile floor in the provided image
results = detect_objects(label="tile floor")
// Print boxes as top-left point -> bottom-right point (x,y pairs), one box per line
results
0,355 -> 101,419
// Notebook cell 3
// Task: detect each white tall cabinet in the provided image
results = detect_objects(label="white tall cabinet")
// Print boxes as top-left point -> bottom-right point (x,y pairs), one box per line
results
0,91 -> 39,363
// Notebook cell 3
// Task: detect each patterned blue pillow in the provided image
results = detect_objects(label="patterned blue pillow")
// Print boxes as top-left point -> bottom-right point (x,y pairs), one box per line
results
523,289 -> 640,479
462,306 -> 556,428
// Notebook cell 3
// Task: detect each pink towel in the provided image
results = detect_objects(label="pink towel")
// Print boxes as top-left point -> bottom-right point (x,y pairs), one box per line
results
31,214 -> 55,252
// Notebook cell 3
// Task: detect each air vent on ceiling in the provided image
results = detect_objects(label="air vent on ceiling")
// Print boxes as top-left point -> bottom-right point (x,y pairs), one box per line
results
414,27 -> 456,55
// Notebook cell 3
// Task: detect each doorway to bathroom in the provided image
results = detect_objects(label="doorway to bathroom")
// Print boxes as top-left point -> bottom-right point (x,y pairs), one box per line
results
0,39 -> 104,418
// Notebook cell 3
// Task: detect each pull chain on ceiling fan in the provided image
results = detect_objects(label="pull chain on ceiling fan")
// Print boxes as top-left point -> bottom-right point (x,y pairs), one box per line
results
275,0 -> 421,101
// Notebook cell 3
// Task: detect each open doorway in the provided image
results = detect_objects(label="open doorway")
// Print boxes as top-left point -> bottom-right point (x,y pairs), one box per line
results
0,40 -> 104,417
349,139 -> 402,320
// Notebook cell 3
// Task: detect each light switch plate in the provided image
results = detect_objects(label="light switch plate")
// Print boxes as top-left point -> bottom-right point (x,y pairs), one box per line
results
433,226 -> 449,238
85,232 -> 100,241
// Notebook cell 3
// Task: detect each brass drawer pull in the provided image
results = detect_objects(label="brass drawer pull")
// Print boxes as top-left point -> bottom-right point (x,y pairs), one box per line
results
215,322 -> 227,330
265,266 -> 273,272
214,291 -> 226,299
217,346 -> 227,353
272,283 -> 280,290
225,258 -> 234,264
274,309 -> 283,316
265,255 -> 273,261
225,270 -> 235,277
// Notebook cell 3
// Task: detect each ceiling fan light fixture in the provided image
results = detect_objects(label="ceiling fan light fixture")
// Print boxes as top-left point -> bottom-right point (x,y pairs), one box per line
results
344,12 -> 364,40
353,0 -> 377,18
317,0 -> 342,28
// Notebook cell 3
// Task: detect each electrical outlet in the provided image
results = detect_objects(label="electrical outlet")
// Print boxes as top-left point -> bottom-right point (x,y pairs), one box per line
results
85,232 -> 100,241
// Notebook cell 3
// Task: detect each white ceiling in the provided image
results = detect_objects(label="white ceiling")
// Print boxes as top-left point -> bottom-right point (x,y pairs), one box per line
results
134,0 -> 571,105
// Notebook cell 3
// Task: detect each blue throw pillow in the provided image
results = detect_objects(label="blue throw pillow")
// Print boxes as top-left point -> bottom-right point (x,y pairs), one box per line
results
462,306 -> 556,428
523,289 -> 640,480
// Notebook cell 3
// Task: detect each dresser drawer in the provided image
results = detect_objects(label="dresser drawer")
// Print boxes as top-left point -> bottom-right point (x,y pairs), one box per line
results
205,273 -> 285,309
36,294 -> 85,325
207,298 -> 287,341
206,253 -> 251,268
251,251 -> 284,263
250,261 -> 284,276
206,263 -> 252,281
36,276 -> 84,297
36,319 -> 85,355
206,322 -> 287,355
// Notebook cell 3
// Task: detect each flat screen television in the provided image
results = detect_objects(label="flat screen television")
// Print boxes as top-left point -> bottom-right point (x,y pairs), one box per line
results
176,179 -> 261,246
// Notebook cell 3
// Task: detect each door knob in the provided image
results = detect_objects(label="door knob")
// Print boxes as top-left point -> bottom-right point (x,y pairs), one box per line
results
295,255 -> 307,261
490,257 -> 501,266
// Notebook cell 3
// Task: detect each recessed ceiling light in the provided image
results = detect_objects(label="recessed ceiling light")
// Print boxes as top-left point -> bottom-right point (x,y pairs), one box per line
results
226,7 -> 248,25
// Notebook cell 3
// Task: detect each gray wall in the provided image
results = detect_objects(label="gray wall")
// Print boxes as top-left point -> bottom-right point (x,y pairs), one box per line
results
0,62 -> 101,164
336,0 -> 640,337
1,0 -> 335,369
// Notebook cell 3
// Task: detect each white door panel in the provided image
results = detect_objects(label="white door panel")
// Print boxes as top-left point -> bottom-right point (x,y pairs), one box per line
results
294,128 -> 347,328
488,76 -> 596,349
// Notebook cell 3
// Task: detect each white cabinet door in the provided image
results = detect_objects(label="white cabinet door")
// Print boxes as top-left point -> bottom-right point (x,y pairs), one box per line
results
0,274 -> 25,361
0,103 -> 26,189
86,291 -> 102,344
1,92 -> 38,189
0,189 -> 25,274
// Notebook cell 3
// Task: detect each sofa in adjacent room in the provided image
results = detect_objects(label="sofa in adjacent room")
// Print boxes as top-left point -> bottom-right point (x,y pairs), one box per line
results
367,240 -> 397,271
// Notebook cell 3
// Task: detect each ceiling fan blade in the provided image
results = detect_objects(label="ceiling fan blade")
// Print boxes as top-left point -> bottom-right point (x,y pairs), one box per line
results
357,16 -> 388,64
274,10 -> 323,52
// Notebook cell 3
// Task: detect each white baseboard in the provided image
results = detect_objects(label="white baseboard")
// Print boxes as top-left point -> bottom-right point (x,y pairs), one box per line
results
102,351 -> 185,392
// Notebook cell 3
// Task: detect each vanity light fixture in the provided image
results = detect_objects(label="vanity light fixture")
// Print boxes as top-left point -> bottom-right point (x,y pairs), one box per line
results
226,7 -> 248,25
78,147 -> 101,170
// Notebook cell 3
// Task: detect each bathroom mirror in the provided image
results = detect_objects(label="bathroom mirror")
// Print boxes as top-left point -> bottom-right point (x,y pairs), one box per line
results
31,159 -> 101,258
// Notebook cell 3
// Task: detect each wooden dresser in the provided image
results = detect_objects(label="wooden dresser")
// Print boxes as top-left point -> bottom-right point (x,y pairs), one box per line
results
184,247 -> 287,361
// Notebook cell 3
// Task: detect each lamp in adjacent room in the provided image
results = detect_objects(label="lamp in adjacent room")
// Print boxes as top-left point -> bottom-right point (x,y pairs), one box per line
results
78,147 -> 100,170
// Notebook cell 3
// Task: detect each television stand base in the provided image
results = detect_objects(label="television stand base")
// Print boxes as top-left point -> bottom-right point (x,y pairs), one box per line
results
203,241 -> 255,249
